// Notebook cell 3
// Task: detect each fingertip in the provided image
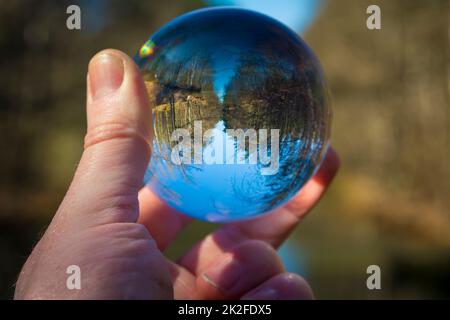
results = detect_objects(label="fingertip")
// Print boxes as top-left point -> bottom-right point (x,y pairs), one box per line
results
314,146 -> 340,186
84,48 -> 151,147
87,48 -> 147,104
89,49 -> 130,67
281,146 -> 339,221
197,240 -> 284,299
241,273 -> 314,300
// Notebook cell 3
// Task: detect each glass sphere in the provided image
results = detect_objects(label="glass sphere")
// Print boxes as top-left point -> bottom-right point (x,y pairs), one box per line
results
134,7 -> 331,222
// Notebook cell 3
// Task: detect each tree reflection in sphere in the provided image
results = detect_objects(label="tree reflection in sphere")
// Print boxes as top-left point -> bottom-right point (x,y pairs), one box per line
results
134,8 -> 331,222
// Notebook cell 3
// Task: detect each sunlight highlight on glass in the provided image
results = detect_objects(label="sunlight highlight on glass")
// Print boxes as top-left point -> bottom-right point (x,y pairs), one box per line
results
139,39 -> 155,58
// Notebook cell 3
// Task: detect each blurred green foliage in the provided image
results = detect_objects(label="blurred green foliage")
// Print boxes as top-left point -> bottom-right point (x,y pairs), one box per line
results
0,0 -> 449,299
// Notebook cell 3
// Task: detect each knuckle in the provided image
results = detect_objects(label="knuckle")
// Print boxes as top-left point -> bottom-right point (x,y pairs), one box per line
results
91,223 -> 157,255
107,222 -> 154,242
231,239 -> 282,270
122,224 -> 158,253
84,121 -> 150,151
124,223 -> 154,242
238,239 -> 276,255
92,194 -> 140,225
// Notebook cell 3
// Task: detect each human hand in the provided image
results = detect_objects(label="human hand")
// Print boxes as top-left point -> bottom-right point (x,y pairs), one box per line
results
14,49 -> 339,300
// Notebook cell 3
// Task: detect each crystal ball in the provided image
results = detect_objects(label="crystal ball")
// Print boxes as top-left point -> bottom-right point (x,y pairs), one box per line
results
134,7 -> 331,222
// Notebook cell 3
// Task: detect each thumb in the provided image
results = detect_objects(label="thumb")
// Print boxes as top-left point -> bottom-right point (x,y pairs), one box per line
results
63,49 -> 152,227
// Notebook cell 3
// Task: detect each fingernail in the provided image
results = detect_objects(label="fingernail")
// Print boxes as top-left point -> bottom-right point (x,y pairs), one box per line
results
88,52 -> 124,100
242,288 -> 280,300
202,254 -> 241,293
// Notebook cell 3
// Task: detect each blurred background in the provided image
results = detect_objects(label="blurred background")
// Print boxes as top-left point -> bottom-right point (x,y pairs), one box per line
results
0,0 -> 449,299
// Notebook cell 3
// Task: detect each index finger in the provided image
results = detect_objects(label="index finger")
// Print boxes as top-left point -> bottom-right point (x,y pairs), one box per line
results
179,147 -> 340,274
226,146 -> 340,248
138,187 -> 192,250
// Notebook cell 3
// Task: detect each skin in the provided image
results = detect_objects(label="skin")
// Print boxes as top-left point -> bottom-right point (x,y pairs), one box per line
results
14,49 -> 340,300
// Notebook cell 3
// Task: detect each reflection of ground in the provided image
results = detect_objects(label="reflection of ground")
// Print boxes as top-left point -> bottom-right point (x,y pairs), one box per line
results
144,80 -> 327,221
